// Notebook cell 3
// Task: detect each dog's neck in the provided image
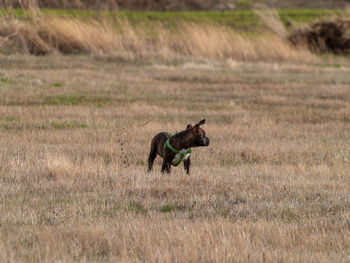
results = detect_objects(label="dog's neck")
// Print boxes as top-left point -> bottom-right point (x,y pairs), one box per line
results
170,130 -> 194,150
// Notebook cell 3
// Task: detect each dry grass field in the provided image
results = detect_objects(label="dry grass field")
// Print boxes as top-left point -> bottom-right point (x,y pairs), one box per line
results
0,53 -> 350,262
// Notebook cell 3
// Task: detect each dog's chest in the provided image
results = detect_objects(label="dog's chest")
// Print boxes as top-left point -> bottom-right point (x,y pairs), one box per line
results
171,148 -> 191,164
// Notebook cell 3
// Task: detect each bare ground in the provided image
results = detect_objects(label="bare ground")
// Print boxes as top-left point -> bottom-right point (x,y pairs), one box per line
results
0,55 -> 350,262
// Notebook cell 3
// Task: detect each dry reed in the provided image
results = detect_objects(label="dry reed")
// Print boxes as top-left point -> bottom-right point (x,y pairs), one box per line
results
0,14 -> 314,61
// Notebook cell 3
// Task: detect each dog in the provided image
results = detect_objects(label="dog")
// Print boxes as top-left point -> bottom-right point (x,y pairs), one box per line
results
147,119 -> 210,174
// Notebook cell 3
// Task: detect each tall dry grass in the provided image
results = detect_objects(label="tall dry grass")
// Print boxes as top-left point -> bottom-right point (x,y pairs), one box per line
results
0,14 -> 314,61
254,7 -> 288,39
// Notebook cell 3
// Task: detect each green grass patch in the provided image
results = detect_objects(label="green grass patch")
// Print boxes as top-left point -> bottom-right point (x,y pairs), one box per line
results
50,121 -> 88,129
0,77 -> 11,83
52,82 -> 63,87
47,95 -> 86,105
159,204 -> 186,213
278,9 -> 343,28
160,205 -> 174,213
1,116 -> 19,122
0,124 -> 23,131
127,201 -> 147,214
46,95 -> 111,106
0,117 -> 21,130
1,8 -> 346,32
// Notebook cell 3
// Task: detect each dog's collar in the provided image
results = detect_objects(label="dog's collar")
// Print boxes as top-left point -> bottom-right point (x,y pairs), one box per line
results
163,132 -> 192,167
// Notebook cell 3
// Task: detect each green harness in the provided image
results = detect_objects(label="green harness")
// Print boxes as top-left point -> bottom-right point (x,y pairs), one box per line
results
163,132 -> 192,167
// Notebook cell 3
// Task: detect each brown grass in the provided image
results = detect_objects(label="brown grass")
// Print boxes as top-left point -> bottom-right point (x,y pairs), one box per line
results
254,7 -> 288,39
0,54 -> 350,262
0,14 -> 315,61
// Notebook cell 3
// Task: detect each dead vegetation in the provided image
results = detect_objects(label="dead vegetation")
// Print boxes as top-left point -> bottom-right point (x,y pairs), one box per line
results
288,19 -> 350,55
2,6 -> 350,59
0,55 -> 350,262
0,14 -> 314,61
255,7 -> 350,55
0,4 -> 349,262
2,4 -> 350,58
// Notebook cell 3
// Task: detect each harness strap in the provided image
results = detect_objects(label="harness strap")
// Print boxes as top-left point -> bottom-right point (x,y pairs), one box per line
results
163,132 -> 191,167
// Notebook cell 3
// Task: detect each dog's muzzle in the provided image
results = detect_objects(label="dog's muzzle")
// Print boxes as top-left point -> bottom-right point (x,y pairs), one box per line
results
203,137 -> 210,146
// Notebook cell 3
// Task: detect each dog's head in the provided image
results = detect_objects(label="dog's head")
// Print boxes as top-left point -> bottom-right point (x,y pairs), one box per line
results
186,119 -> 210,147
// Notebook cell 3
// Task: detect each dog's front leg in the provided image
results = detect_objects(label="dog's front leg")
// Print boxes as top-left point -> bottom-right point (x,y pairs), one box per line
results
184,158 -> 191,174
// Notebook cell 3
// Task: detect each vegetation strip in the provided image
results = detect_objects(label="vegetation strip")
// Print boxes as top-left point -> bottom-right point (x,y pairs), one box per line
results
0,8 -> 344,28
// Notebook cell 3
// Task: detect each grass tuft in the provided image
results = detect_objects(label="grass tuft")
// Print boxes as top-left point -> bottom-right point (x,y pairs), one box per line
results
1,116 -> 19,122
50,121 -> 88,129
52,82 -> 63,87
127,201 -> 147,214
0,77 -> 10,83
46,95 -> 111,106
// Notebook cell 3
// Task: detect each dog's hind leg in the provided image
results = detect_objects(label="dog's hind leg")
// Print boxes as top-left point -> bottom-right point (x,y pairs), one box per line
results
161,160 -> 171,174
184,158 -> 191,174
147,145 -> 157,172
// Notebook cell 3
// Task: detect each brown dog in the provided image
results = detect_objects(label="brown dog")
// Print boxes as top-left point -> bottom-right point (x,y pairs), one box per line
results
148,119 -> 210,174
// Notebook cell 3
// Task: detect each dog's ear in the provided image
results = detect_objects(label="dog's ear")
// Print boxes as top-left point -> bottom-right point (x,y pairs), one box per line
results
194,119 -> 205,127
186,124 -> 193,130
192,119 -> 205,134
192,125 -> 199,134
191,120 -> 205,134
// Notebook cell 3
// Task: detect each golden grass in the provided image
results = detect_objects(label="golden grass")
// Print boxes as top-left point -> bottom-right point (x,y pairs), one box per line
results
0,55 -> 350,262
254,7 -> 288,38
0,14 -> 315,61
